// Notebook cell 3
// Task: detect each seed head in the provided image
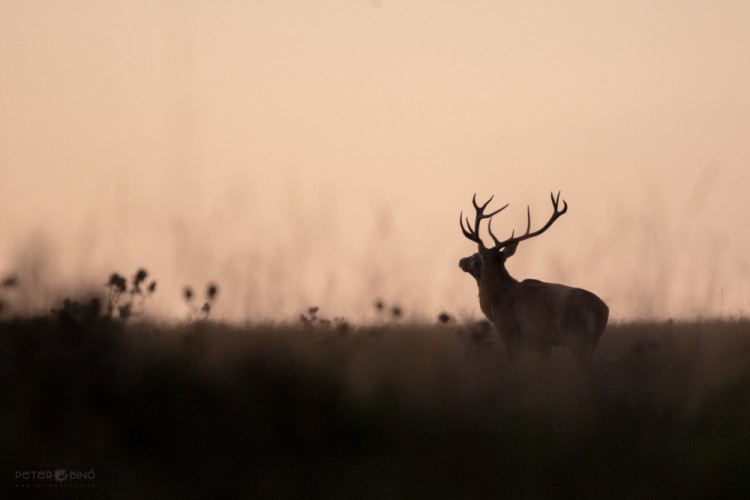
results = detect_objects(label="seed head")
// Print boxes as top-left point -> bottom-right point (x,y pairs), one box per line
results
206,283 -> 219,301
134,268 -> 148,287
108,273 -> 127,293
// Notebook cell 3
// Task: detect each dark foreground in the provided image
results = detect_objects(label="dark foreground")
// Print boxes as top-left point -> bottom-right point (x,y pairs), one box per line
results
2,317 -> 749,499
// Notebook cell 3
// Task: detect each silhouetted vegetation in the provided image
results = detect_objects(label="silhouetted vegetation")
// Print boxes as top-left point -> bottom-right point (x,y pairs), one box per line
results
437,311 -> 453,324
1,311 -> 749,498
184,281 -> 221,319
299,306 -> 351,335
105,268 -> 157,321
372,298 -> 405,323
0,274 -> 19,318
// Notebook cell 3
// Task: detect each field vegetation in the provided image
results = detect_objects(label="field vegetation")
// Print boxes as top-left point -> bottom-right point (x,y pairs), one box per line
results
2,287 -> 749,499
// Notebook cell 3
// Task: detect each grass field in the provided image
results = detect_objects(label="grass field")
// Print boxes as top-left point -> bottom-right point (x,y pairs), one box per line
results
2,314 -> 750,499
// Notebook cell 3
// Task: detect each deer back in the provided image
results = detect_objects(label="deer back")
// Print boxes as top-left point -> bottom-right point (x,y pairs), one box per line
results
484,278 -> 608,353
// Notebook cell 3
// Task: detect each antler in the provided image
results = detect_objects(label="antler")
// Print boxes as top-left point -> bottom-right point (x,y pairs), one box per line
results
460,194 -> 509,249
487,191 -> 568,250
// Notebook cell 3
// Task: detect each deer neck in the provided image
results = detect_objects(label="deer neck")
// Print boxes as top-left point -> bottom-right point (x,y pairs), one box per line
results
478,262 -> 518,315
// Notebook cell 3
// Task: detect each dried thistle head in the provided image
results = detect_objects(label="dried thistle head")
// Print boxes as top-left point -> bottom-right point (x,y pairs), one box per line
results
391,306 -> 402,319
438,312 -> 452,324
134,268 -> 149,288
108,273 -> 127,293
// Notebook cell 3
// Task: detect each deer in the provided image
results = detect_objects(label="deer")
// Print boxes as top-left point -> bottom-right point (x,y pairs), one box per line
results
459,192 -> 608,359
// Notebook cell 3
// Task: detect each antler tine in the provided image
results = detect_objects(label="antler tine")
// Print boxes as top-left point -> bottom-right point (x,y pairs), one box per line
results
485,203 -> 509,219
551,190 -> 568,214
460,208 -> 485,248
487,218 -> 499,247
460,212 -> 476,240
461,194 -> 509,249
525,205 -> 531,235
472,194 -> 508,218
490,191 -> 568,250
472,193 -> 492,211
488,218 -> 507,247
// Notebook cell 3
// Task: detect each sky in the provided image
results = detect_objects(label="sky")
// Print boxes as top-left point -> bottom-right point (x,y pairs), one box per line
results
1,0 -> 749,321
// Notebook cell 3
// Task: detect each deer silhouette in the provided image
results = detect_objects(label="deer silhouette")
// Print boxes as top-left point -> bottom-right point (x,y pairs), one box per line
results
459,192 -> 608,358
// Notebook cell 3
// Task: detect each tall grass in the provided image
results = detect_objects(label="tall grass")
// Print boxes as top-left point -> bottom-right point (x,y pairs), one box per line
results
1,315 -> 749,498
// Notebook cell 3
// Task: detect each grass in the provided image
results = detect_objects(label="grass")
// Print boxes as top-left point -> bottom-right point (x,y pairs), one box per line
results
1,315 -> 749,499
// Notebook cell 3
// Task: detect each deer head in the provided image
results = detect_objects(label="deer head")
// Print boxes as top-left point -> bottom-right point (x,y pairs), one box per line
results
459,192 -> 568,282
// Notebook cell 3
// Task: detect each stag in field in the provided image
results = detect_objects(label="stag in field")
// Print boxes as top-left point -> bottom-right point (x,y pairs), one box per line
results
459,192 -> 608,358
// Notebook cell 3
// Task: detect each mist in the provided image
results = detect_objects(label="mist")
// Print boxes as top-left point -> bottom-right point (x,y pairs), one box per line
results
1,0 -> 749,321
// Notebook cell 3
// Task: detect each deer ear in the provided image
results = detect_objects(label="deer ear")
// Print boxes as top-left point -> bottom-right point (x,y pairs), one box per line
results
502,242 -> 519,258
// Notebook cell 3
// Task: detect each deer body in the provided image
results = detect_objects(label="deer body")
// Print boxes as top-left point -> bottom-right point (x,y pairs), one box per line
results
479,271 -> 608,357
459,193 -> 608,358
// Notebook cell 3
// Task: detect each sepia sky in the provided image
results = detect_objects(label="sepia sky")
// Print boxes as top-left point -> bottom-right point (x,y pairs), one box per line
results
1,0 -> 749,321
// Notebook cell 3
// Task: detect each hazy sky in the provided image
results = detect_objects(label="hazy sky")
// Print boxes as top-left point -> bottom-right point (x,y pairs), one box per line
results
1,0 -> 749,321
